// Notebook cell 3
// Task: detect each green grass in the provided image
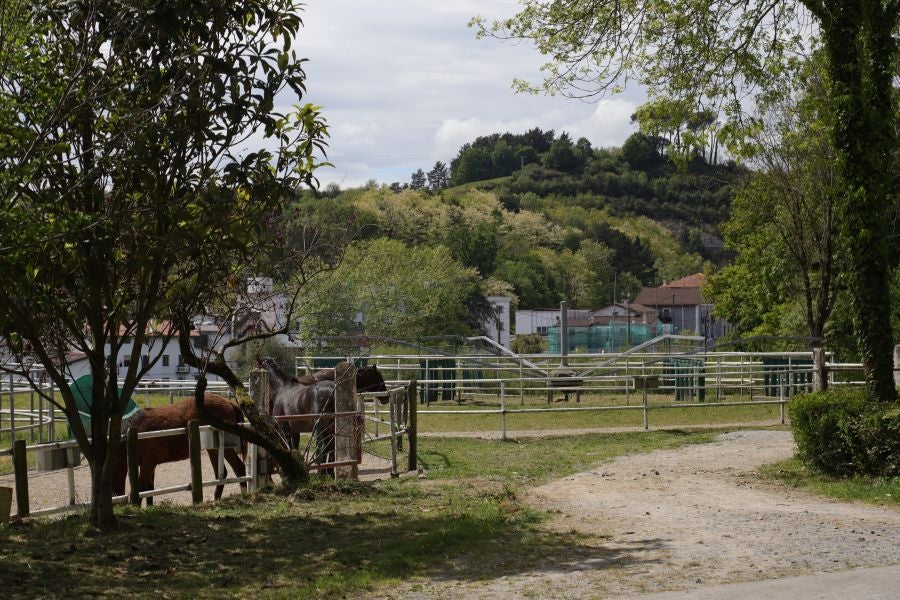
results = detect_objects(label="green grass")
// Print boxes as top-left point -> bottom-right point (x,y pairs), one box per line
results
409,430 -> 719,483
0,430 -> 724,598
759,458 -> 900,507
444,176 -> 512,195
412,392 -> 784,433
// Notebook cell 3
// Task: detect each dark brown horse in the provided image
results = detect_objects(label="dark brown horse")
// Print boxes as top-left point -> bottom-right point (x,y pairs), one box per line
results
259,359 -> 387,472
113,394 -> 247,506
260,359 -> 336,469
302,365 -> 389,397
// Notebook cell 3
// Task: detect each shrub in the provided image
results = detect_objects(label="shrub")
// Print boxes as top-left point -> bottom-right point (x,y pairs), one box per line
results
511,334 -> 545,354
790,389 -> 900,477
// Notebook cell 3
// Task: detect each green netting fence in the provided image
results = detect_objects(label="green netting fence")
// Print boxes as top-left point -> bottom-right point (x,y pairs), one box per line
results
762,357 -> 813,396
665,358 -> 706,402
419,358 -> 455,403
548,323 -> 673,353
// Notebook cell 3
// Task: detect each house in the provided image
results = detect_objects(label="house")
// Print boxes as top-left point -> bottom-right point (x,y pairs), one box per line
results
231,276 -> 289,338
589,302 -> 658,326
515,307 -> 592,336
634,273 -> 732,343
109,320 -> 231,383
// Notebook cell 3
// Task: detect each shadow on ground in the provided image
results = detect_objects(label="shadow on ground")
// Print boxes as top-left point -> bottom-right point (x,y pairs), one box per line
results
0,486 -> 664,598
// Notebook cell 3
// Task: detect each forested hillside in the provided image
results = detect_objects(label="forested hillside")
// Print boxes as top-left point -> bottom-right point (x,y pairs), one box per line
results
289,129 -> 742,342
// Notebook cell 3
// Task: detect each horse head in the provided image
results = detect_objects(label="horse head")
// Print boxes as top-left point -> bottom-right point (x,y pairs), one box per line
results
357,364 -> 389,403
257,356 -> 295,393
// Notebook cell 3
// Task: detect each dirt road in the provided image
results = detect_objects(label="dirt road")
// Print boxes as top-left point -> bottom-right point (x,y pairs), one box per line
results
380,430 -> 900,599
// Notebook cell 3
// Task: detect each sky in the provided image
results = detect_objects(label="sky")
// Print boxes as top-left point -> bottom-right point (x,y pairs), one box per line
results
293,1 -> 645,188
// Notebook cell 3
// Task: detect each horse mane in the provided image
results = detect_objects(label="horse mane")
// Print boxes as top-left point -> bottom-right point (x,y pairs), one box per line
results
260,358 -> 296,385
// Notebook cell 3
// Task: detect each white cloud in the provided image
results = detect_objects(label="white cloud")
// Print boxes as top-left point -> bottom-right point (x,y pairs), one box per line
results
564,99 -> 640,148
285,1 -> 648,187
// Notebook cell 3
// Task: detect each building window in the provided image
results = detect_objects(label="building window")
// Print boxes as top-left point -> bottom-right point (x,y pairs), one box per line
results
162,355 -> 170,367
178,354 -> 185,367
142,355 -> 149,367
661,308 -> 672,323
537,326 -> 548,335
495,305 -> 504,314
122,358 -> 130,367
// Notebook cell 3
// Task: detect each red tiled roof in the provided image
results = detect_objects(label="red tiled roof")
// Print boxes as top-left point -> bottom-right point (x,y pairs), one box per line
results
663,273 -> 705,288
634,286 -> 703,307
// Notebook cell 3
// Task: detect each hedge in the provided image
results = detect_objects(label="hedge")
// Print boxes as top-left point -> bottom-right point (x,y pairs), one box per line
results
789,389 -> 900,477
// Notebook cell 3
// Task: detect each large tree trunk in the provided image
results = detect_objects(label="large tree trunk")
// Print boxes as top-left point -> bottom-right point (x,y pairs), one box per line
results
87,437 -> 119,531
823,0 -> 898,402
85,381 -> 126,531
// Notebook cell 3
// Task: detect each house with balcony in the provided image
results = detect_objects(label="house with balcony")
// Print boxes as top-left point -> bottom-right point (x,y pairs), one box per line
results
633,273 -> 732,343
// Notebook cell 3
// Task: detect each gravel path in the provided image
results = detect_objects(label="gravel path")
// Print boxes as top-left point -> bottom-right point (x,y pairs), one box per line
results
378,430 -> 900,599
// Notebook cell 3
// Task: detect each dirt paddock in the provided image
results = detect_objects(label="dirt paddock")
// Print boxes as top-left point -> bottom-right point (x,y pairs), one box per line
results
0,449 -> 395,515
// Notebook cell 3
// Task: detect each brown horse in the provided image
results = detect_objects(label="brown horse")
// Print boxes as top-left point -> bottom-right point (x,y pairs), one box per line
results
259,359 -> 388,474
113,393 -> 247,506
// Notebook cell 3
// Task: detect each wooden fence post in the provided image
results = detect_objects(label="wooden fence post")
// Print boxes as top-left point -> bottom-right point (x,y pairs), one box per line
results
813,347 -> 828,392
407,379 -> 418,472
12,439 -> 28,518
388,389 -> 399,478
127,427 -> 140,505
334,362 -> 358,480
249,368 -> 272,491
188,420 -> 203,504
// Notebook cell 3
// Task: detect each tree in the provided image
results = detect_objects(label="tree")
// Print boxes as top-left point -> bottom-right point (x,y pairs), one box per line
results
720,55 -> 843,341
446,222 -> 499,276
494,258 -> 555,308
622,133 -> 662,170
0,0 -> 328,530
297,239 -> 480,341
490,140 -> 519,176
475,0 -> 900,401
452,147 -> 494,185
630,98 -> 718,164
543,133 -> 581,172
426,161 -> 450,191
515,146 -> 540,167
410,168 -> 427,190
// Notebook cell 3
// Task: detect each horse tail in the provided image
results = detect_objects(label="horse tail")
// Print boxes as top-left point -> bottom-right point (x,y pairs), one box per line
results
231,401 -> 249,459
124,407 -> 146,434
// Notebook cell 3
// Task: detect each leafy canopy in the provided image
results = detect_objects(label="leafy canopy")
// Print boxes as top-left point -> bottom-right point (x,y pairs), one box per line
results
0,0 -> 328,528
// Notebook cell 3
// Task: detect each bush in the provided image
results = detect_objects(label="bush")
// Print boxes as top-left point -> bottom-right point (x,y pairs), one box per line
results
790,389 -> 900,477
511,334 -> 545,354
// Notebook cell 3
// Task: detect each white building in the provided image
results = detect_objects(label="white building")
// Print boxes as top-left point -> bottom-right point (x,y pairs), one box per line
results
483,296 -> 512,347
109,321 -> 231,383
31,322 -> 230,386
515,307 -> 591,336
